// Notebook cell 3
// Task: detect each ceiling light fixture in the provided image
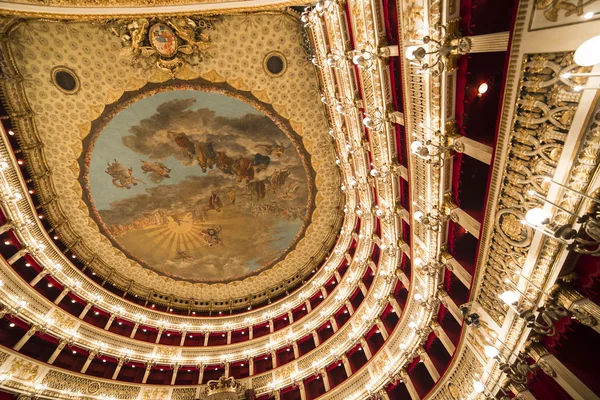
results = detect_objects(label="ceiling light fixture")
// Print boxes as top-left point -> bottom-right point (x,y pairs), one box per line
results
574,35 -> 600,66
477,83 -> 488,95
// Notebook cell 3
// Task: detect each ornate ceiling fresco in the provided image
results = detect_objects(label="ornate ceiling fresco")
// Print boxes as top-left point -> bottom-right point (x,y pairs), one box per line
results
0,0 -> 597,399
84,86 -> 313,282
0,12 -> 341,298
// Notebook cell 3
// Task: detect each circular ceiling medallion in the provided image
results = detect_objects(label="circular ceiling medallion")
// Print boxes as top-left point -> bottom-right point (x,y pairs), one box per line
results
82,87 -> 313,282
51,66 -> 80,94
264,52 -> 287,77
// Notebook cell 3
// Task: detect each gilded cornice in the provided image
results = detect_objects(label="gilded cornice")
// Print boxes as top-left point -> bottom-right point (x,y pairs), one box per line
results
0,0 -> 311,18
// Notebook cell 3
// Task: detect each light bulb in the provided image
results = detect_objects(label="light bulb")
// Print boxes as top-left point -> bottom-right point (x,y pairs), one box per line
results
499,290 -> 520,305
352,54 -> 365,66
583,11 -> 594,19
410,140 -> 423,154
414,211 -> 424,221
414,293 -> 423,301
413,257 -> 424,266
473,381 -> 485,393
483,345 -> 499,358
404,45 -> 419,61
478,83 -> 489,94
525,207 -> 551,225
408,321 -> 417,329
363,117 -> 374,129
574,35 -> 600,66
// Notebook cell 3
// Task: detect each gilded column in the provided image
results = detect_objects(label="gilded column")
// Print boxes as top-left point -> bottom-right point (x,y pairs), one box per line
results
399,369 -> 420,400
375,318 -> 389,340
345,300 -> 355,315
170,364 -> 179,385
508,382 -> 537,400
465,32 -> 510,53
431,320 -> 456,355
8,248 -> 28,265
442,194 -> 481,238
155,327 -> 164,344
13,326 -> 37,351
53,288 -> 69,305
320,368 -> 331,391
555,284 -> 600,334
129,323 -> 139,338
29,269 -> 49,287
104,314 -> 116,330
388,295 -> 402,316
80,350 -> 98,374
142,364 -> 152,384
440,247 -> 473,288
418,347 -> 440,381
271,351 -> 277,369
312,330 -> 320,346
341,354 -> 352,377
437,289 -> 463,324
78,303 -> 92,319
358,281 -> 368,296
198,364 -> 205,385
299,382 -> 307,400
528,343 -> 600,400
305,300 -> 312,312
112,358 -> 124,380
330,316 -> 339,332
359,338 -> 372,359
47,339 -> 66,364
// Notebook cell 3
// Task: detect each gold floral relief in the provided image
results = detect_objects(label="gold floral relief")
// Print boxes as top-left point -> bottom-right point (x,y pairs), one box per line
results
8,358 -> 39,382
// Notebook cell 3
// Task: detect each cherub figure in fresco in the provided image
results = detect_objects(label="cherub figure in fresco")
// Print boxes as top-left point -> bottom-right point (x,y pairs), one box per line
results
227,189 -> 237,205
215,153 -> 270,183
191,193 -> 223,222
268,168 -> 291,194
200,226 -> 223,247
167,131 -> 218,172
140,160 -> 171,183
280,182 -> 300,200
106,159 -> 145,189
174,250 -> 193,260
257,142 -> 287,157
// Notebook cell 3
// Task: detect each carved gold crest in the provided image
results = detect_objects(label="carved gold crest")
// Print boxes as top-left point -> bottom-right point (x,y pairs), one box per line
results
108,17 -> 216,74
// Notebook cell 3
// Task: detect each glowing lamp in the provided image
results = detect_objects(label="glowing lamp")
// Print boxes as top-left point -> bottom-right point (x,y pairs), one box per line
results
410,140 -> 423,154
574,35 -> 600,66
525,207 -> 551,225
499,290 -> 520,305
483,345 -> 499,358
414,211 -> 424,222
404,45 -> 420,61
473,381 -> 485,393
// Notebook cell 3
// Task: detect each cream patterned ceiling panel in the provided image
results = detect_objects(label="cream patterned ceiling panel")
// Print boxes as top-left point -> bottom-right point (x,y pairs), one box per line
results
2,12 -> 341,300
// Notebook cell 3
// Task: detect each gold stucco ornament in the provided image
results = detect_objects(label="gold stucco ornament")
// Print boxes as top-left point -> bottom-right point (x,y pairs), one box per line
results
108,16 -> 216,74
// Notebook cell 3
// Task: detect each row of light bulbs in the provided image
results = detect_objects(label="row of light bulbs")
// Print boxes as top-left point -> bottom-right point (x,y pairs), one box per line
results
0,140 -> 422,396
304,6 -> 444,397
